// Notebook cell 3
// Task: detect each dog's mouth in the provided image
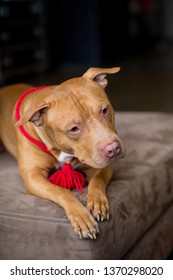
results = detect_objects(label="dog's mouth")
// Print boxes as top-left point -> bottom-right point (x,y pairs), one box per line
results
79,152 -> 125,169
78,140 -> 126,169
59,139 -> 126,169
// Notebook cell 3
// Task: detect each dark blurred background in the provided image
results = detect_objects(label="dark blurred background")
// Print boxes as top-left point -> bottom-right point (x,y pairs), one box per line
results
0,0 -> 173,112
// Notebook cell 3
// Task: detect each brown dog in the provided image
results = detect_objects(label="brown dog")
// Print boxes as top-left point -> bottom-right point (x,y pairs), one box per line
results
0,67 -> 125,239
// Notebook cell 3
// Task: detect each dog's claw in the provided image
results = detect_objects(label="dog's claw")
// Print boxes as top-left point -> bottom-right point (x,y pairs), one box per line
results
89,207 -> 93,213
78,230 -> 83,239
92,232 -> 97,239
88,232 -> 94,239
95,224 -> 100,233
96,213 -> 100,221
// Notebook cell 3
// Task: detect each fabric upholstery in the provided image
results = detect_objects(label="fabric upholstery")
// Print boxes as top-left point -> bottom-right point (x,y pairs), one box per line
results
0,112 -> 173,259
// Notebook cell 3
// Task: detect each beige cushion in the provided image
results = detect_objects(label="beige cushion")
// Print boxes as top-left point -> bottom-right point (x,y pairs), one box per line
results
0,112 -> 173,259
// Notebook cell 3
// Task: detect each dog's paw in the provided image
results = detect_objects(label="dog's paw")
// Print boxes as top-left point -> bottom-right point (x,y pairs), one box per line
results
87,191 -> 110,222
66,203 -> 99,239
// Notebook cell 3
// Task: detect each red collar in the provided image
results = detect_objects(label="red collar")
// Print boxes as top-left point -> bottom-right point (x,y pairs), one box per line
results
15,86 -> 54,157
15,86 -> 86,191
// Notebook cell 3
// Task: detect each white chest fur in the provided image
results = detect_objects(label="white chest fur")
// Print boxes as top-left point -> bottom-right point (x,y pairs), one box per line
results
55,152 -> 81,170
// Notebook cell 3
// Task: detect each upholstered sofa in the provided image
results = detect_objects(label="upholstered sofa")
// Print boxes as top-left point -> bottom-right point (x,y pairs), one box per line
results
0,112 -> 173,259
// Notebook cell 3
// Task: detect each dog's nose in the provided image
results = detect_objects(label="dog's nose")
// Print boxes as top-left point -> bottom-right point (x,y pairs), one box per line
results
103,141 -> 121,158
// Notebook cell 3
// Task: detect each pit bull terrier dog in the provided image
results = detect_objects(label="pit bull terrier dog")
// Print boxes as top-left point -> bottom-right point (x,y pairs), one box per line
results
0,67 -> 125,239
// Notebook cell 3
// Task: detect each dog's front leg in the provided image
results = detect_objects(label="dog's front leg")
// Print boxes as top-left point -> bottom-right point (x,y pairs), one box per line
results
21,168 -> 99,239
87,166 -> 113,221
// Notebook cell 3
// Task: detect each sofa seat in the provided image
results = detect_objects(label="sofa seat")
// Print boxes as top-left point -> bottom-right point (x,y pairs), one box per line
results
0,112 -> 173,259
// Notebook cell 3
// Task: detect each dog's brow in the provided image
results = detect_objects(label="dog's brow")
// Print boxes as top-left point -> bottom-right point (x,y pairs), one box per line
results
64,119 -> 81,130
70,93 -> 87,114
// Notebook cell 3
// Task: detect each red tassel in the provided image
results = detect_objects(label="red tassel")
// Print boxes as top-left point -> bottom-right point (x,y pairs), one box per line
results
48,163 -> 85,192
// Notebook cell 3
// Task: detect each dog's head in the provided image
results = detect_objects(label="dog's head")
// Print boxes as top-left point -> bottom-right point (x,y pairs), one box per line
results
16,67 -> 125,168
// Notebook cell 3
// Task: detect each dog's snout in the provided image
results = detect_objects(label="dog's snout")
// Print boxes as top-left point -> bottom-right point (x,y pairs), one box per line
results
103,141 -> 121,158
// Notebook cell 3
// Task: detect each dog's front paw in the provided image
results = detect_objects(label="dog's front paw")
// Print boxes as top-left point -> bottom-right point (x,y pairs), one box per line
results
87,191 -> 110,222
66,202 -> 99,239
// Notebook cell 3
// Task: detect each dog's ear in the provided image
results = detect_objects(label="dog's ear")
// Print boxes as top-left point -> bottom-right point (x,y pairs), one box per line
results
15,102 -> 49,127
83,67 -> 120,88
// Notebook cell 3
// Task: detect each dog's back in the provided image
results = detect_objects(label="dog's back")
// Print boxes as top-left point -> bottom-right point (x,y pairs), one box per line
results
0,84 -> 32,157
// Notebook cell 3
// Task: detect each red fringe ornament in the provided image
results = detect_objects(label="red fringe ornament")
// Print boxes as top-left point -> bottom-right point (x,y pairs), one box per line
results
48,163 -> 85,192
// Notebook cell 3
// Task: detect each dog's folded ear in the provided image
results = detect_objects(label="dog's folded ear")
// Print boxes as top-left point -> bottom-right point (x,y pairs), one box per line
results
83,67 -> 120,88
15,102 -> 49,127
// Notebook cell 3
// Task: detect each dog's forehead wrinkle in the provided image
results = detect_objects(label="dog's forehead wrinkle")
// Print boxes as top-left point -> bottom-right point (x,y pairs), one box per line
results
68,91 -> 90,118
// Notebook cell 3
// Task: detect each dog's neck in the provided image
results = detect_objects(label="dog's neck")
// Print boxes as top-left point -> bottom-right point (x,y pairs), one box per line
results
57,151 -> 74,163
55,151 -> 82,170
34,126 -> 83,169
15,86 -> 86,170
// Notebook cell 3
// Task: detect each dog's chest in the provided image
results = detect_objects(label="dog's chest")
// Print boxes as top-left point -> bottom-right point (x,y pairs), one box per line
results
54,152 -> 81,170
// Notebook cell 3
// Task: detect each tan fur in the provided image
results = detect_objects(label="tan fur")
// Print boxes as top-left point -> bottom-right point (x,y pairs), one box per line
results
0,67 -> 125,239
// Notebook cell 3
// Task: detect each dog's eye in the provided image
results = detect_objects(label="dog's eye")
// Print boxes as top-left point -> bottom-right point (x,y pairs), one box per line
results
70,126 -> 79,133
102,107 -> 109,115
